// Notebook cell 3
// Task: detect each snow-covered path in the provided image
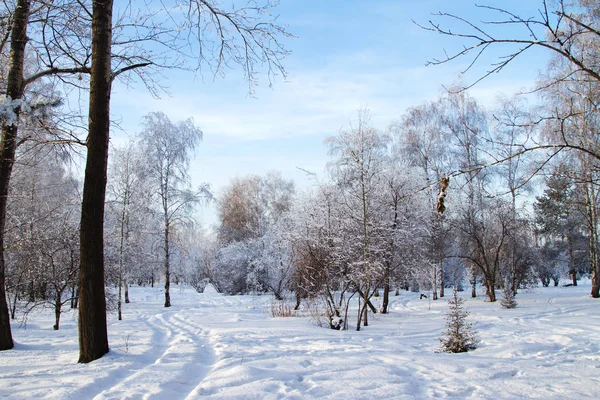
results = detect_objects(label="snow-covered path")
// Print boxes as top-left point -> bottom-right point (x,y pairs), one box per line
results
1,284 -> 600,399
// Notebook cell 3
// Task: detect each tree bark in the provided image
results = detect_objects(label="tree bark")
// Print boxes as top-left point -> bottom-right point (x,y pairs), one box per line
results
53,290 -> 62,330
0,0 -> 31,351
78,0 -> 113,363
584,180 -> 600,298
381,268 -> 390,314
124,282 -> 130,304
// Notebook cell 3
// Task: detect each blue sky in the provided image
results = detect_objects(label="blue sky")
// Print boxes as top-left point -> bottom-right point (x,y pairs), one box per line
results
109,0 -> 551,229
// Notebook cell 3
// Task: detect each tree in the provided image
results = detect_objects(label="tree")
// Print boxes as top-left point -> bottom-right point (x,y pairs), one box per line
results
289,184 -> 356,330
325,110 -> 389,330
500,277 -> 518,309
0,0 -> 92,350
77,0 -> 113,363
217,171 -> 294,245
439,287 -> 478,353
534,165 -> 588,286
5,143 -> 80,330
78,0 -> 291,362
106,139 -> 153,320
456,199 -> 515,303
421,1 -> 600,91
392,99 -> 451,300
139,111 -> 208,308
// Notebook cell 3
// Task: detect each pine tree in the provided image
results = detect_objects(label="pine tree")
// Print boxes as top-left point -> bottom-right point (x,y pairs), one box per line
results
439,287 -> 478,353
500,278 -> 518,309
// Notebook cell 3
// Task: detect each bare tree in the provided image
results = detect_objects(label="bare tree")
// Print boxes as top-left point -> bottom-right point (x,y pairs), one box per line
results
106,139 -> 152,320
138,111 -> 208,308
78,0 -> 291,362
420,1 -> 600,89
326,110 -> 389,330
391,100 -> 451,300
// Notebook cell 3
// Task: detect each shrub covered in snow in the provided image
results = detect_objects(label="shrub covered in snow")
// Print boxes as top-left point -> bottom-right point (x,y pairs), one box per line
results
439,287 -> 478,353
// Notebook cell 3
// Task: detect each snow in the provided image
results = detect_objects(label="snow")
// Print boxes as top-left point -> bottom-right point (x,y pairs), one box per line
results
1,283 -> 600,399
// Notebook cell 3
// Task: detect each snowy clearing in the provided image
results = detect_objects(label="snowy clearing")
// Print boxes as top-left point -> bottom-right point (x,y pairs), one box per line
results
1,283 -> 600,399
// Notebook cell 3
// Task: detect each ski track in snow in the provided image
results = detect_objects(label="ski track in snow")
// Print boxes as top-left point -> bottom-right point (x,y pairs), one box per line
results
1,284 -> 600,399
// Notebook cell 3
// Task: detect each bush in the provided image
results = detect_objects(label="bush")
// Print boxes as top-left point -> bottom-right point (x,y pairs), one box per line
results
500,279 -> 518,309
439,287 -> 478,353
270,299 -> 293,318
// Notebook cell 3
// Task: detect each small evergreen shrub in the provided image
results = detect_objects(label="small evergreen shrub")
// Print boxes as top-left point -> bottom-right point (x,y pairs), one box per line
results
439,287 -> 478,353
500,279 -> 518,309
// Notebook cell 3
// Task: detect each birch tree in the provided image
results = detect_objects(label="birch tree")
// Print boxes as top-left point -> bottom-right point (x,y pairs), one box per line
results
139,111 -> 208,308
326,111 -> 389,330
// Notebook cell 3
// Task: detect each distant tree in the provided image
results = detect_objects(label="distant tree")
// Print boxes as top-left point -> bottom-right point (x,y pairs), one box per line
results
391,99 -> 450,300
534,165 -> 588,286
217,171 -> 294,245
289,185 -> 355,330
325,110 -> 389,330
248,216 -> 296,300
5,145 -> 80,330
215,171 -> 295,296
439,287 -> 478,353
106,139 -> 153,320
138,111 -> 209,308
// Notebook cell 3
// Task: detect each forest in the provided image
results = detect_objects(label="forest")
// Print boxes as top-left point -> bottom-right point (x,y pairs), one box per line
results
1,0 -> 600,390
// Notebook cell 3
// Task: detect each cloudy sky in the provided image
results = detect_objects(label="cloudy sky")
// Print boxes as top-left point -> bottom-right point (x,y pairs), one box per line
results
109,0 -> 551,229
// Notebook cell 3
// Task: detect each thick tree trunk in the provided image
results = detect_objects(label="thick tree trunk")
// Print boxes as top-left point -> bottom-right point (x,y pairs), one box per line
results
0,0 -> 31,351
78,0 -> 113,363
485,278 -> 496,302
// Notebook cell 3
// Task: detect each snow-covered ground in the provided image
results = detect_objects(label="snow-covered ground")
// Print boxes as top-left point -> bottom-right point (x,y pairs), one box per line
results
1,282 -> 599,399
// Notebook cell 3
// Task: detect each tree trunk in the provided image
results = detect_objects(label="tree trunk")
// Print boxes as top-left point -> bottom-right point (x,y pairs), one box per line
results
124,281 -> 130,304
584,181 -> 600,298
485,278 -> 496,302
71,284 -> 77,309
568,237 -> 577,286
381,268 -> 390,314
78,0 -> 113,363
117,278 -> 122,321
164,221 -> 171,308
471,270 -> 477,298
355,287 -> 377,315
438,258 -> 444,298
0,0 -> 31,351
11,289 -> 18,320
438,214 -> 444,298
432,266 -> 438,300
53,290 -> 62,330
